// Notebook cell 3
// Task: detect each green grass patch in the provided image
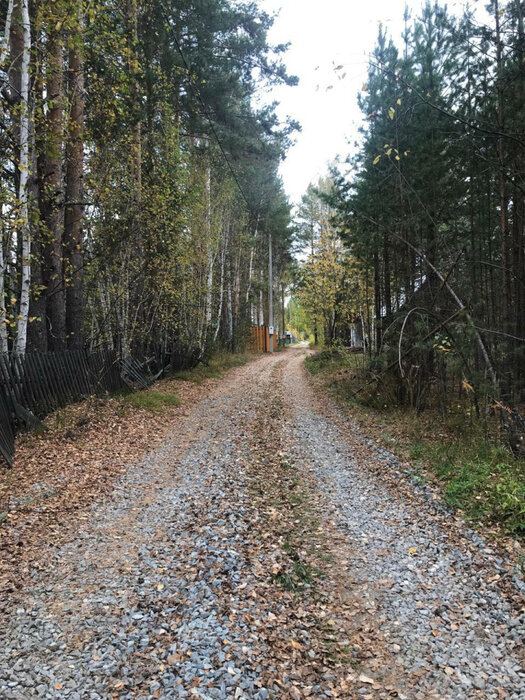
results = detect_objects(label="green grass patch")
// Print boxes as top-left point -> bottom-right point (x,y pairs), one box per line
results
123,390 -> 181,413
410,438 -> 525,536
172,352 -> 251,384
272,555 -> 320,592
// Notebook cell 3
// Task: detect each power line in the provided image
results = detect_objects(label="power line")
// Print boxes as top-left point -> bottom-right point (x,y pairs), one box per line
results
168,27 -> 255,215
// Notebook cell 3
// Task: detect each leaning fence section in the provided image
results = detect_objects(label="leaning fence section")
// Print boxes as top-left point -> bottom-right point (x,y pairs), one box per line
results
0,349 -> 124,421
0,349 -> 153,468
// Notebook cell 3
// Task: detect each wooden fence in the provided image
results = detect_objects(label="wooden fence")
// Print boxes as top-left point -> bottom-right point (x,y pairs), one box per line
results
0,349 -> 154,468
249,326 -> 270,353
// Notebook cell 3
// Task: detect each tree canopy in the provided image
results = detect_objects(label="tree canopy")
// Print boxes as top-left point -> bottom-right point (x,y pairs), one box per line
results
294,0 -> 525,410
0,0 -> 297,360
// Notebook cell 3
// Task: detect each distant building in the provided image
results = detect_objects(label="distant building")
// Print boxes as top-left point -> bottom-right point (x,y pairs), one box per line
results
349,321 -> 364,348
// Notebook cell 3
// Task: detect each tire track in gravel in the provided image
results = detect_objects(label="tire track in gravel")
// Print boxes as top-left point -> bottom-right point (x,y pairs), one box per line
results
240,356 -> 403,699
282,347 -> 524,700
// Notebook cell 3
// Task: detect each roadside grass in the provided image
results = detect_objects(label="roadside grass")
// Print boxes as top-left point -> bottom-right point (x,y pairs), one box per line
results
28,351 -> 251,427
306,348 -> 525,539
272,557 -> 319,592
409,438 -> 525,536
305,346 -> 366,376
172,352 -> 251,384
123,390 -> 180,413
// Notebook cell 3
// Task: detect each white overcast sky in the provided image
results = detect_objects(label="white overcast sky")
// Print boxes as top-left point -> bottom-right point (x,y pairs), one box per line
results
257,0 -> 483,204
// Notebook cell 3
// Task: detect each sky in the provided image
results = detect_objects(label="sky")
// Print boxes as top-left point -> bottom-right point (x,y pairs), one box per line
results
257,0 -> 479,204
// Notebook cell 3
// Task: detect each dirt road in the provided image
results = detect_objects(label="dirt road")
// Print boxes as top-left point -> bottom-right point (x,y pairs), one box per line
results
0,347 -> 523,699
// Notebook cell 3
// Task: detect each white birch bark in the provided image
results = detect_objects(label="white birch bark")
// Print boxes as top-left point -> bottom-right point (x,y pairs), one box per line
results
0,0 -> 14,352
204,167 -> 214,329
226,277 -> 233,347
258,288 -> 263,326
0,241 -> 8,353
0,0 -> 14,67
245,215 -> 259,324
14,0 -> 31,355
245,247 -> 254,304
213,222 -> 229,343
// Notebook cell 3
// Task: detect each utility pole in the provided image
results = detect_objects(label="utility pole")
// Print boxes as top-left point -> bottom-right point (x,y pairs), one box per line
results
268,230 -> 274,352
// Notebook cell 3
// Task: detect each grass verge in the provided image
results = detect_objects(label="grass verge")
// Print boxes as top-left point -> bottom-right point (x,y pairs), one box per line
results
123,390 -> 181,413
409,438 -> 525,536
172,352 -> 251,384
306,348 -> 525,539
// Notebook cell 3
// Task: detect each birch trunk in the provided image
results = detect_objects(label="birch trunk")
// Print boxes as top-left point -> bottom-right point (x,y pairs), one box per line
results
245,247 -> 254,304
226,266 -> 234,350
0,0 -> 14,67
0,0 -> 14,353
214,222 -> 229,342
258,288 -> 263,326
245,215 -> 258,310
0,240 -> 8,353
204,167 -> 213,331
14,0 -> 31,356
233,249 -> 240,327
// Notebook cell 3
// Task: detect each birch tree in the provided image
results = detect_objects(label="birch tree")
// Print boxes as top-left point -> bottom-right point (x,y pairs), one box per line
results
14,0 -> 31,356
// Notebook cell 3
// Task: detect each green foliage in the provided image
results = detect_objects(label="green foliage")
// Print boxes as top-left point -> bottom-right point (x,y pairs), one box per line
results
305,346 -> 358,375
272,559 -> 319,592
411,439 -> 525,536
294,178 -> 374,349
0,0 -> 296,358
309,347 -> 525,538
323,1 -> 525,405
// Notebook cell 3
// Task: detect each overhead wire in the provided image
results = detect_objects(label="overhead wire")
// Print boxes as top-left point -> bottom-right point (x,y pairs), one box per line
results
167,23 -> 256,215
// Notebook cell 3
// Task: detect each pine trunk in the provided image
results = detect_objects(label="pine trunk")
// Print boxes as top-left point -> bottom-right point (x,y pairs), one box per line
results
65,10 -> 85,350
41,28 -> 66,350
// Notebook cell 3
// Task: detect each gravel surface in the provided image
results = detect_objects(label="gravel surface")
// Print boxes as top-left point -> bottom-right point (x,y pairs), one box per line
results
0,347 -> 523,699
282,349 -> 524,700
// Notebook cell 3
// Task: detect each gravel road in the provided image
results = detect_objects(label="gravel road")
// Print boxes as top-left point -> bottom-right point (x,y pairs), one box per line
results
0,347 -> 523,699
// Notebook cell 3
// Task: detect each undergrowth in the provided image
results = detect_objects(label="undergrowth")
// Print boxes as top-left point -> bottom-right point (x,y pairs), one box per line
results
409,439 -> 525,536
306,347 -> 525,538
305,346 -> 365,375
172,352 -> 251,384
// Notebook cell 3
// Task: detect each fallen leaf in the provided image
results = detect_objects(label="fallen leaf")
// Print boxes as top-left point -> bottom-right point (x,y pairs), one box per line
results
358,673 -> 375,684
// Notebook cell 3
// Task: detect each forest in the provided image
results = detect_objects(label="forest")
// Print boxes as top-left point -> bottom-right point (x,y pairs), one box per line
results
295,0 -> 525,427
0,0 -> 295,364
